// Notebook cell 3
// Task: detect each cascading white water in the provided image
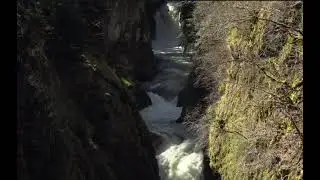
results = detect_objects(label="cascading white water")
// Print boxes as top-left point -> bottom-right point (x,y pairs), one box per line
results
157,140 -> 203,180
139,2 -> 204,180
140,92 -> 203,180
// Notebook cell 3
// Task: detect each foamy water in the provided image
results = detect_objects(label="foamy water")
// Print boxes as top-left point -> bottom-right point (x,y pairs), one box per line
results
140,93 -> 203,180
158,140 -> 203,180
139,2 -> 203,180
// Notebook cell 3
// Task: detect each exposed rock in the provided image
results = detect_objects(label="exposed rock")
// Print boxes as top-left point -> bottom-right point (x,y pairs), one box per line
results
104,0 -> 158,81
149,132 -> 165,150
130,85 -> 152,110
146,0 -> 168,40
176,70 -> 209,123
17,0 -> 160,180
202,150 -> 221,180
179,1 -> 197,53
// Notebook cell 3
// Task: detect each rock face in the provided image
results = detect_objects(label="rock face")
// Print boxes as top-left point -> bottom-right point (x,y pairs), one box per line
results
149,132 -> 165,150
175,3 -> 220,179
131,85 -> 152,110
202,152 -> 222,180
17,0 -> 160,180
105,0 -> 157,81
176,69 -> 209,123
175,1 -> 208,123
179,1 -> 196,53
146,0 -> 168,40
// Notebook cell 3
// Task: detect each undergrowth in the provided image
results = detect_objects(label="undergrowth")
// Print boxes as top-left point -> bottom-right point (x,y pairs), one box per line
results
185,1 -> 303,179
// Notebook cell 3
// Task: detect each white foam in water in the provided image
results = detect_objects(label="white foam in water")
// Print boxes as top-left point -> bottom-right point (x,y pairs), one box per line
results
139,93 -> 203,180
139,2 -> 203,180
157,140 -> 203,180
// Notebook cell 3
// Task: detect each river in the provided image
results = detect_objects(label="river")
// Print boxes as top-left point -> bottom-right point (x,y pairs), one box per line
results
139,2 -> 204,180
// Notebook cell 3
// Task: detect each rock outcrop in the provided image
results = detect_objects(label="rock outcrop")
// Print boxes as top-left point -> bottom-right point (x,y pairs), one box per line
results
176,69 -> 210,123
104,0 -> 158,81
17,0 -> 160,180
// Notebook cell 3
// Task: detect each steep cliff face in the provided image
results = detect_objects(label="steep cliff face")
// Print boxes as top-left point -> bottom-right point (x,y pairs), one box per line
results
176,1 -> 207,124
104,0 -> 157,81
178,1 -> 303,179
17,0 -> 160,180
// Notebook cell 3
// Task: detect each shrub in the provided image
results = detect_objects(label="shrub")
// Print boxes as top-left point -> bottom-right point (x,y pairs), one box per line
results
185,1 -> 303,179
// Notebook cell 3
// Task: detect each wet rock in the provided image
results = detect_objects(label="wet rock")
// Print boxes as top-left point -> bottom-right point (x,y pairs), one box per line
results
105,0 -> 158,82
131,85 -> 152,110
176,70 -> 209,123
150,132 -> 165,150
202,151 -> 222,180
17,0 -> 161,180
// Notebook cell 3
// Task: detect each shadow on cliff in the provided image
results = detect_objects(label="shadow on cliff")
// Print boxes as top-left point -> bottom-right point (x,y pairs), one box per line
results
17,0 -> 162,180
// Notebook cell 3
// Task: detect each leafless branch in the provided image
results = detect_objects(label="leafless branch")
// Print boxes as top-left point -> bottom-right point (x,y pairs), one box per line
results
224,129 -> 248,140
257,17 -> 303,36
282,108 -> 303,141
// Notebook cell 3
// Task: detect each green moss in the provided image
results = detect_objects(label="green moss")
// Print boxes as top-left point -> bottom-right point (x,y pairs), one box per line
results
206,4 -> 302,180
192,2 -> 303,180
277,35 -> 294,65
290,92 -> 299,104
285,121 -> 294,134
292,73 -> 302,88
228,27 -> 242,48
249,9 -> 270,54
218,83 -> 226,94
120,77 -> 134,88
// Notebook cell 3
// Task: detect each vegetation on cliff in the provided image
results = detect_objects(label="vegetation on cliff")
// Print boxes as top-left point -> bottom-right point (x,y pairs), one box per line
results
183,1 -> 303,179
